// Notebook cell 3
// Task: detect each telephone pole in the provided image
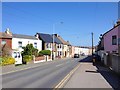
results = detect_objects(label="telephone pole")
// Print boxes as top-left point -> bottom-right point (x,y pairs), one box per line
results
91,32 -> 94,58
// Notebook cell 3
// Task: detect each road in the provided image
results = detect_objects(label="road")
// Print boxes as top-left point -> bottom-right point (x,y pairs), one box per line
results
2,56 -> 86,88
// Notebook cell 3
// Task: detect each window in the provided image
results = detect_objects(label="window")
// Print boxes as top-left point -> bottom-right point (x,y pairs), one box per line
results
34,42 -> 37,48
18,41 -> 22,48
57,45 -> 59,48
18,52 -> 20,58
118,38 -> 120,45
46,43 -> 49,48
1,40 -> 6,45
60,51 -> 62,55
14,52 -> 17,58
112,35 -> 117,45
60,44 -> 62,48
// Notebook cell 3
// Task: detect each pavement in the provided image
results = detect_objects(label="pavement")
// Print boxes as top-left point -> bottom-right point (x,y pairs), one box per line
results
63,56 -> 120,90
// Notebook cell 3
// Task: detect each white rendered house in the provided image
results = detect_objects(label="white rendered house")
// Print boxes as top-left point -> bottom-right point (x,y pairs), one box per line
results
12,34 -> 42,52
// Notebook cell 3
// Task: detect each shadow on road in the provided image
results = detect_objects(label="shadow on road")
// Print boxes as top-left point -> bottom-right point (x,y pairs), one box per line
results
79,56 -> 92,63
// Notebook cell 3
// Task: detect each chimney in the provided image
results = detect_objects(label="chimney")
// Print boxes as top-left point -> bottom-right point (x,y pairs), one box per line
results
5,28 -> 12,36
54,34 -> 58,37
35,33 -> 39,39
117,20 -> 120,25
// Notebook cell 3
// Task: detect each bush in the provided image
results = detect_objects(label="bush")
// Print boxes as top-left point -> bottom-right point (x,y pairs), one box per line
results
39,50 -> 51,56
23,55 -> 32,63
0,57 -> 15,66
22,44 -> 39,57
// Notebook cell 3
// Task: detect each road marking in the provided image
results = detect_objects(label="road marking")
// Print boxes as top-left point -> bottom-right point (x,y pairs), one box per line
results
56,64 -> 64,67
53,63 -> 80,89
0,62 -> 52,75
0,65 -> 42,75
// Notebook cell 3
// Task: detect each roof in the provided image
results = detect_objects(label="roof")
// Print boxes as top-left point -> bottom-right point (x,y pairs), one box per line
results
0,32 -> 12,38
52,35 -> 63,44
57,35 -> 70,45
103,23 -> 120,37
12,34 -> 37,40
37,33 -> 63,44
37,33 -> 53,43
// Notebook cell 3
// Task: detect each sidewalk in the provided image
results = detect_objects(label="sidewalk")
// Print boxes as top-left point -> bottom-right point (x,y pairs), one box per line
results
64,57 -> 120,90
1,57 -> 71,75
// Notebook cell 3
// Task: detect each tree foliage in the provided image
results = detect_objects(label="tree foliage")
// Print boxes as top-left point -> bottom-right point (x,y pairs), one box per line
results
22,44 -> 38,56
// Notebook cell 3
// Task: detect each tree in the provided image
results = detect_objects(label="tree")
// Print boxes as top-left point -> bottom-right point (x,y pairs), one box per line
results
22,44 -> 38,56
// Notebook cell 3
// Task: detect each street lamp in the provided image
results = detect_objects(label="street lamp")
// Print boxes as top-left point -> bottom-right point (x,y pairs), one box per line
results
52,22 -> 63,60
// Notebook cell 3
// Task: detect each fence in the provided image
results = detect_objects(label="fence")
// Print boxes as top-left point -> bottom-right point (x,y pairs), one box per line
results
112,54 -> 120,74
97,50 -> 120,74
97,50 -> 112,67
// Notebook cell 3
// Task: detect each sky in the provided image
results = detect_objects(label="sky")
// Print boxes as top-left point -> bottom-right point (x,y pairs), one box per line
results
2,2 -> 118,46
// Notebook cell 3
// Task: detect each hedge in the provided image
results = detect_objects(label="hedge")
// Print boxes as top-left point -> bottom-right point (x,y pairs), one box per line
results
23,55 -> 32,63
39,50 -> 51,56
0,57 -> 15,66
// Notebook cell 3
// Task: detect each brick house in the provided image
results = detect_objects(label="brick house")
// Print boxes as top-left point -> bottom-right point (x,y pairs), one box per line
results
0,29 -> 12,56
0,29 -> 12,49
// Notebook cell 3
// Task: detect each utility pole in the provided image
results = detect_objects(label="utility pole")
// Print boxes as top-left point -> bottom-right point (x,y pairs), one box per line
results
91,32 -> 94,59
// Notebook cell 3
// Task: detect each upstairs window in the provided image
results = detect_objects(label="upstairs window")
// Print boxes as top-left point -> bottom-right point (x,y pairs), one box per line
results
1,40 -> 6,45
46,43 -> 49,48
112,35 -> 117,45
18,41 -> 22,48
60,44 -> 61,48
34,42 -> 37,48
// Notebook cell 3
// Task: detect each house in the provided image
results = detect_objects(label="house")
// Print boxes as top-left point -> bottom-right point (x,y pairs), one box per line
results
35,33 -> 63,59
52,34 -> 63,58
55,34 -> 71,58
0,29 -> 12,56
12,33 -> 42,52
79,46 -> 90,55
103,20 -> 120,54
0,29 -> 12,49
74,46 -> 80,55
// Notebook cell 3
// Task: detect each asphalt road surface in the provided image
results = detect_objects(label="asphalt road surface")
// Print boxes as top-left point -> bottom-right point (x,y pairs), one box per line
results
2,56 -> 86,88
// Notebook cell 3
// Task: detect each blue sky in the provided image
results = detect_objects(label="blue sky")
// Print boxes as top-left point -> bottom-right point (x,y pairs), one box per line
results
2,2 -> 118,46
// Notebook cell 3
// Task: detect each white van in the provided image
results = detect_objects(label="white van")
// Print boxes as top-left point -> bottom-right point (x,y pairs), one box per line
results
12,50 -> 22,65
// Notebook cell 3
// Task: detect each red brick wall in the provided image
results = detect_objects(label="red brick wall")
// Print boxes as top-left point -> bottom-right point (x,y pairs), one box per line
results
0,38 -> 12,49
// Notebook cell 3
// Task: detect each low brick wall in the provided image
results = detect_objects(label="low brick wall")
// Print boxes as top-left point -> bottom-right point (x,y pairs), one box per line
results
35,56 -> 44,61
112,54 -> 120,74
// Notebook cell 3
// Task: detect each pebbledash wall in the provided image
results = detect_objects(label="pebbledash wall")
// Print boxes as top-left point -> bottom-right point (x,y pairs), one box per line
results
104,25 -> 120,53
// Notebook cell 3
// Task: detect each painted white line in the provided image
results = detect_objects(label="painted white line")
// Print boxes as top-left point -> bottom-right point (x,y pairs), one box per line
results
56,64 -> 63,67
53,63 -> 80,89
1,62 -> 52,75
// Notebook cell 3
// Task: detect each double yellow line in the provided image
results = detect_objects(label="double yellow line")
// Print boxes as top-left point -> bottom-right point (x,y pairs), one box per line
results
53,63 -> 80,89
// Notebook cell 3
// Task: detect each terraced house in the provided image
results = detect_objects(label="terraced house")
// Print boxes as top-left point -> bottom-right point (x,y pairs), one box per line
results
35,33 -> 63,59
55,34 -> 72,58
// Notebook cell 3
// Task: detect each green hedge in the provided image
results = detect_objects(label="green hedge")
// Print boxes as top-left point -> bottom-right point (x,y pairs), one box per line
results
39,50 -> 51,56
23,55 -> 32,63
0,57 -> 15,66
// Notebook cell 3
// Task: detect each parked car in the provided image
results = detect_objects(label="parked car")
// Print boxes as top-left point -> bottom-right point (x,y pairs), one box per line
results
81,53 -> 85,56
74,54 -> 80,58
